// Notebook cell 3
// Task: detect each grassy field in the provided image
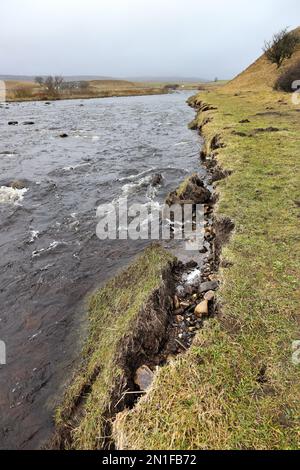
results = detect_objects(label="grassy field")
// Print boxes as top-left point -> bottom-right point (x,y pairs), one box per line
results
4,78 -> 203,102
111,43 -> 300,449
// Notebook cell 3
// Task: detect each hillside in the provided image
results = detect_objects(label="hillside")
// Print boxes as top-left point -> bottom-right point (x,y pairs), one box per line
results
224,27 -> 300,91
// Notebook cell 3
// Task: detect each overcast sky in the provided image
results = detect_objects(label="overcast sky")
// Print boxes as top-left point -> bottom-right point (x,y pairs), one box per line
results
1,0 -> 299,79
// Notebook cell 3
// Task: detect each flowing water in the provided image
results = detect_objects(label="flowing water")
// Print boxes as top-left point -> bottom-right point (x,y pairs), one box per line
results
0,92 -> 202,449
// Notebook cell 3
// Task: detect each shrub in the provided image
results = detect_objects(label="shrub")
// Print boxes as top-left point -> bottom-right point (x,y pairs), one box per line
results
12,88 -> 33,99
263,28 -> 300,68
275,59 -> 300,91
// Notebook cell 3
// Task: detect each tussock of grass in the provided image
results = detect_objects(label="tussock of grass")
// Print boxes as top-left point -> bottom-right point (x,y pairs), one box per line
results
113,87 -> 300,449
53,244 -> 174,450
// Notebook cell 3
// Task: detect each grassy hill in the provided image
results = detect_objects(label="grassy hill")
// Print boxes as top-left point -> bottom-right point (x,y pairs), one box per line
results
224,27 -> 300,91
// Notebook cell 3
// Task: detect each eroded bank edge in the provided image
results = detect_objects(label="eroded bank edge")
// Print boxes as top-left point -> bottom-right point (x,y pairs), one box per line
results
47,96 -> 234,450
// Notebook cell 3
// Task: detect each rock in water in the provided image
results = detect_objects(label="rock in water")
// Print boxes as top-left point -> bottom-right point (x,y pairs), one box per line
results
194,300 -> 208,317
8,121 -> 18,126
7,180 -> 27,190
134,365 -> 154,391
59,133 -> 69,138
151,173 -> 163,187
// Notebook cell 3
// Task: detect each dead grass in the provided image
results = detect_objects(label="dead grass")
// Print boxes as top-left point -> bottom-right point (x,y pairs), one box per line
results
5,79 -> 169,102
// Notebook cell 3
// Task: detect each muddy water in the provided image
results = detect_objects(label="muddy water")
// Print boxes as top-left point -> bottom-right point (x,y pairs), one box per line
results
0,92 -> 202,449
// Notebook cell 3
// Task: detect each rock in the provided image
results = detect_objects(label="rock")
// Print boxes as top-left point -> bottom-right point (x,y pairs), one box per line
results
23,121 -> 35,125
204,290 -> 215,301
8,180 -> 27,190
134,365 -> 154,391
185,260 -> 198,270
199,281 -> 218,293
239,119 -> 250,123
176,315 -> 184,323
151,173 -> 163,186
194,300 -> 208,317
174,295 -> 180,309
8,121 -> 18,126
174,308 -> 184,316
59,133 -> 69,138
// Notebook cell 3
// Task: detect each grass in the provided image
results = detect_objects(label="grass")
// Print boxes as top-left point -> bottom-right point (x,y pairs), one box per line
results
53,244 -> 174,450
112,86 -> 300,449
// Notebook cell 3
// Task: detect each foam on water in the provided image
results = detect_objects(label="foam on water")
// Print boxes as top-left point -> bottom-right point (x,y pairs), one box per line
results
0,186 -> 28,205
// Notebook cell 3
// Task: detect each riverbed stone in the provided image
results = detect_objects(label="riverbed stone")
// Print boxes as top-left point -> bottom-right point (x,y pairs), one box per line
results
151,173 -> 163,186
199,280 -> 218,293
134,365 -> 154,391
204,290 -> 215,301
194,300 -> 208,317
176,315 -> 184,323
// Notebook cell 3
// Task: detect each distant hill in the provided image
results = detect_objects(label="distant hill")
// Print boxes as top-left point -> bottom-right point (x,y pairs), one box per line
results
0,75 -> 115,82
0,75 -> 210,84
125,76 -> 210,83
224,27 -> 300,91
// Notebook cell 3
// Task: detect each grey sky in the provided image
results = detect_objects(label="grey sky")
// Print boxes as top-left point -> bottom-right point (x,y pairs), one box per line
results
1,0 -> 299,79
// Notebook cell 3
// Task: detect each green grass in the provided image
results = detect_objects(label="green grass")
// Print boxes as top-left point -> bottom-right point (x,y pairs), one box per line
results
54,244 -> 174,449
113,88 -> 300,449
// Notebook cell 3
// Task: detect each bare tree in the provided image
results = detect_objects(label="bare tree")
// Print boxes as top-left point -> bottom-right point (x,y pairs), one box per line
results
43,76 -> 64,95
54,76 -> 64,90
35,76 -> 44,86
263,28 -> 300,68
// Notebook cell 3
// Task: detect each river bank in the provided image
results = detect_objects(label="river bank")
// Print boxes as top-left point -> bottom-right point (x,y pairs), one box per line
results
110,86 -> 300,449
4,79 -> 201,103
48,105 -> 220,449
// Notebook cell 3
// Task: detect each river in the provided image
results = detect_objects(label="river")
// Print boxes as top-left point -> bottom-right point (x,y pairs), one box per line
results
0,91 -> 202,449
